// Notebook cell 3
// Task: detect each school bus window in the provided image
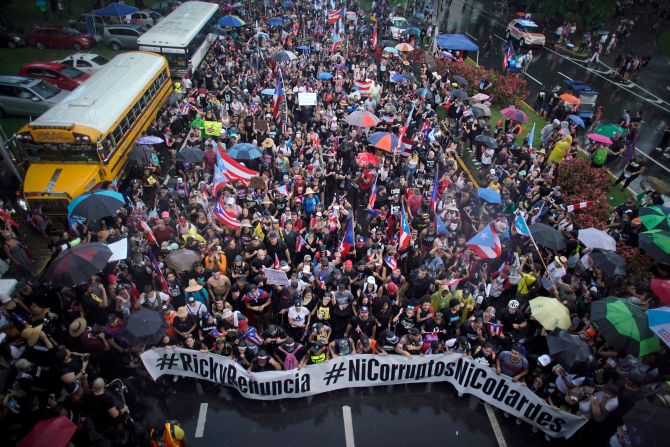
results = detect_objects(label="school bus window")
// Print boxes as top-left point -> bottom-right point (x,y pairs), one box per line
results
112,126 -> 122,145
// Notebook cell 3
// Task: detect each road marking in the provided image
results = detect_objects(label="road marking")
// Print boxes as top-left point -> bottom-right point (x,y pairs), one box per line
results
484,403 -> 508,447
493,34 -> 506,42
195,403 -> 208,438
465,32 -> 478,41
342,405 -> 355,447
557,71 -> 572,81
522,71 -> 543,86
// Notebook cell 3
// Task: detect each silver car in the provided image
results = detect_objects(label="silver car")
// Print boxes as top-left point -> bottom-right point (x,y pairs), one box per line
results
0,76 -> 70,118
103,24 -> 148,51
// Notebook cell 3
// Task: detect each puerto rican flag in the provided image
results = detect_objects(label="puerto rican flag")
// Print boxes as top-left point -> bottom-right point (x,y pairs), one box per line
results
367,175 -> 378,210
466,224 -> 502,259
503,40 -> 515,71
331,31 -> 342,52
274,253 -> 281,269
275,183 -> 290,196
328,7 -> 345,25
212,159 -> 229,194
296,235 -> 306,253
339,216 -> 355,256
216,147 -> 258,184
513,212 -> 531,237
371,23 -> 378,48
384,256 -> 398,270
139,219 -> 158,246
273,68 -> 285,119
442,277 -> 464,288
212,197 -> 241,230
566,201 -> 594,213
398,204 -> 411,251
147,249 -> 169,292
354,79 -> 373,96
487,322 -> 503,336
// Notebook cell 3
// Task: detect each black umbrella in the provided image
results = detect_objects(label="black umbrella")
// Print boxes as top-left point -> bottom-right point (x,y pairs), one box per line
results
453,75 -> 469,86
450,89 -> 468,99
380,39 -> 397,48
177,146 -> 205,163
528,223 -> 567,251
590,248 -> 626,277
623,400 -> 669,447
546,330 -> 597,374
357,24 -> 374,34
121,308 -> 166,347
474,134 -> 498,148
272,50 -> 297,62
470,107 -> 487,118
67,190 -> 126,222
128,145 -> 157,163
42,243 -> 112,287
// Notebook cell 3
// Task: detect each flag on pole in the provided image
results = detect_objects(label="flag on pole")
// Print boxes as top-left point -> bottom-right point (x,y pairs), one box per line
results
384,256 -> 398,270
566,201 -> 594,213
274,253 -> 281,269
395,104 -> 415,153
216,147 -> 258,184
296,235 -> 306,253
139,219 -> 158,246
275,184 -> 290,196
212,198 -> 241,230
398,204 -> 411,251
327,7 -> 345,25
339,216 -> 355,255
442,277 -> 464,288
503,40 -> 515,71
435,212 -> 449,236
466,224 -> 502,259
147,249 -> 169,292
371,23 -> 378,48
273,69 -> 285,119
513,212 -> 531,237
527,122 -> 536,150
367,176 -> 378,210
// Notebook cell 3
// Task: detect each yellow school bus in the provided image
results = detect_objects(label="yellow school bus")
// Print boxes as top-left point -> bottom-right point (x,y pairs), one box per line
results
16,51 -> 171,216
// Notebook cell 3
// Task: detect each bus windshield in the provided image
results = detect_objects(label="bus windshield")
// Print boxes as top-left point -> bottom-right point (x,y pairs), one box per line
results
22,142 -> 100,163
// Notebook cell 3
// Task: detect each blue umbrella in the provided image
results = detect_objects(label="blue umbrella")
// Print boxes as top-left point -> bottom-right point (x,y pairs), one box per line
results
416,88 -> 433,100
227,143 -> 263,160
261,88 -> 275,95
269,17 -> 284,27
218,15 -> 246,27
401,27 -> 421,36
647,306 -> 670,348
136,135 -> 163,145
296,45 -> 311,52
68,190 -> 126,221
383,46 -> 399,54
317,72 -> 333,80
255,32 -> 270,40
282,1 -> 294,7
567,114 -> 585,128
390,73 -> 416,83
476,188 -> 502,204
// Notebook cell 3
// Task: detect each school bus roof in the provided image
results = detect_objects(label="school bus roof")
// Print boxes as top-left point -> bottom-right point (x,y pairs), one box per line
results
137,1 -> 219,48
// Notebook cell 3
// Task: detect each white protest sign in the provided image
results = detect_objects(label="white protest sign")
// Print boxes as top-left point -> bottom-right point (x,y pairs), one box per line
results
107,238 -> 129,262
263,267 -> 290,286
298,92 -> 317,106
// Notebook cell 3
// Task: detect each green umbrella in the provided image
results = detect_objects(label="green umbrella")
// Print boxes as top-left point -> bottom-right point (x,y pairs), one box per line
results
591,297 -> 660,357
639,230 -> 670,264
594,123 -> 626,138
639,206 -> 670,231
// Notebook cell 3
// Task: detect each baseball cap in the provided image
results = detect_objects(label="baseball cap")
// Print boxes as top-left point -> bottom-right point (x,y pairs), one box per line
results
345,260 -> 353,268
359,306 -> 369,314
538,354 -> 552,367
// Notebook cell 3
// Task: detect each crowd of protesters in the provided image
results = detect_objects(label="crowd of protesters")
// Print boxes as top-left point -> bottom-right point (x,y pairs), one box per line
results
0,0 -> 669,446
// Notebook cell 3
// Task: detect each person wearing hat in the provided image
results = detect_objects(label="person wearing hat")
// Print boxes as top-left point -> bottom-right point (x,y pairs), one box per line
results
344,305 -> 377,341
265,231 -> 291,265
328,336 -> 355,358
185,292 -> 208,319
541,255 -> 568,291
171,306 -> 197,341
302,187 -> 320,217
274,337 -> 305,370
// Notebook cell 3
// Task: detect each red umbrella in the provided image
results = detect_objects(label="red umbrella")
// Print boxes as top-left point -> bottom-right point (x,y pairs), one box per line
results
356,152 -> 380,166
18,416 -> 77,447
651,278 -> 670,305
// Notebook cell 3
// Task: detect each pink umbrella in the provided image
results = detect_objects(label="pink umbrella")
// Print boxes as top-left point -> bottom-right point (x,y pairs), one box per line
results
18,416 -> 77,447
587,133 -> 613,145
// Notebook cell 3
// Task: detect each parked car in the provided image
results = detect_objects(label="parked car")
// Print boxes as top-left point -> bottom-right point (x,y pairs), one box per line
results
68,14 -> 110,34
0,25 -> 26,49
0,76 -> 70,118
125,10 -> 163,27
57,53 -> 110,73
387,16 -> 410,40
150,0 -> 182,14
26,26 -> 95,50
102,24 -> 148,50
506,19 -> 546,47
19,62 -> 91,91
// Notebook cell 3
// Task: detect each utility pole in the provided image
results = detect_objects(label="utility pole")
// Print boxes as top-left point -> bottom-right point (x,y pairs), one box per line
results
431,0 -> 451,53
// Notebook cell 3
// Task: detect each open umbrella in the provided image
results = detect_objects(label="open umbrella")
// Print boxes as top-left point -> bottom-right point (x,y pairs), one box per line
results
501,107 -> 528,123
470,107 -> 487,118
647,306 -> 670,348
268,17 -> 284,27
650,278 -> 670,305
623,400 -> 669,447
452,75 -> 469,86
474,134 -> 497,148
272,50 -> 297,62
594,123 -> 626,138
383,46 -> 399,54
567,114 -> 585,128
43,243 -> 113,287
68,190 -> 125,221
546,329 -> 597,374
281,0 -> 294,7
177,146 -> 204,163
450,89 -> 468,99
380,39 -> 397,48
639,206 -> 670,231
471,93 -> 490,102
296,44 -> 311,52
356,152 -> 380,166
643,176 -> 670,195
587,133 -> 613,145
254,31 -> 270,40
168,93 -> 182,105
591,297 -> 661,357
390,73 -> 417,83
416,87 -> 433,100
471,104 -> 491,117
136,135 -> 163,145
639,230 -> 670,263
559,93 -> 580,105
590,248 -> 626,277
528,223 -> 566,251
17,416 -> 77,447
261,88 -> 275,95
317,72 -> 333,80
345,110 -> 380,127
217,15 -> 246,27
395,42 -> 414,52
529,297 -> 571,330
165,248 -> 200,272
121,308 -> 166,347
476,188 -> 501,204
227,143 -> 262,160
401,27 -> 421,36
367,132 -> 399,153
577,228 -> 617,251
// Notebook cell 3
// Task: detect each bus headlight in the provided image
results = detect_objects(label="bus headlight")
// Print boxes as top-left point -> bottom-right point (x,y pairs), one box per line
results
17,197 -> 27,212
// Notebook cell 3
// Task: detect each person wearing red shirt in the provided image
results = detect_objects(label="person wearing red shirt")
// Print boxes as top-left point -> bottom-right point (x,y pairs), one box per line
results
406,188 -> 423,217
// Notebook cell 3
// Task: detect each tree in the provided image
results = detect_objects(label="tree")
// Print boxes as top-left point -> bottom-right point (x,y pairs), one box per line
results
527,0 -> 616,28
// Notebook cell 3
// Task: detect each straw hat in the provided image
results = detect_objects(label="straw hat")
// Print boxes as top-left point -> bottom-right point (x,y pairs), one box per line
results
261,138 -> 275,148
554,256 -> 568,267
21,324 -> 44,347
262,197 -> 273,205
185,279 -> 203,293
176,306 -> 188,318
305,187 -> 315,195
69,317 -> 87,338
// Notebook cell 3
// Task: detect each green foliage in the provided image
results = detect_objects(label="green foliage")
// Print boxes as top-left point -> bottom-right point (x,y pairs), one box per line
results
528,0 -> 616,27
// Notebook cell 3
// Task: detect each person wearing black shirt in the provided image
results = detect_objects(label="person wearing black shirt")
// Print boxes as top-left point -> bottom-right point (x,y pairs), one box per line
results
441,299 -> 462,338
344,306 -> 377,342
460,317 -> 487,347
406,267 -> 434,306
265,232 -> 291,263
377,330 -> 401,355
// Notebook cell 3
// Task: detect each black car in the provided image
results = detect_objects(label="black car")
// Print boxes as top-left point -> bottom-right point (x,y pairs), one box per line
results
0,25 -> 26,49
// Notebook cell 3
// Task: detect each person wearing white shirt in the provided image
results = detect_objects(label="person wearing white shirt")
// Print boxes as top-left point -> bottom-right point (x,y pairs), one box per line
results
541,256 -> 568,291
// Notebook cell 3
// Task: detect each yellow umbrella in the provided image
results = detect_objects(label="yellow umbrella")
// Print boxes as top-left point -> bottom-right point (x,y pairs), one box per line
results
529,297 -> 571,330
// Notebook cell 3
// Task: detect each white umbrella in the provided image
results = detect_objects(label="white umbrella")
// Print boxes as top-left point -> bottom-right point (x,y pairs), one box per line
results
471,93 -> 490,102
578,228 -> 617,251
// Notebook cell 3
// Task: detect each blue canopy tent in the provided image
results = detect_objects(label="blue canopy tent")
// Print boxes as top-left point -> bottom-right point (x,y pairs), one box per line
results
92,2 -> 139,17
436,33 -> 480,64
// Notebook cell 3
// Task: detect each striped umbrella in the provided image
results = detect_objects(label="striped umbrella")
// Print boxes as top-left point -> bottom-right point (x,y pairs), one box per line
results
639,206 -> 670,231
42,243 -> 113,287
67,190 -> 125,221
345,110 -> 380,128
395,42 -> 414,52
591,297 -> 661,357
367,132 -> 399,153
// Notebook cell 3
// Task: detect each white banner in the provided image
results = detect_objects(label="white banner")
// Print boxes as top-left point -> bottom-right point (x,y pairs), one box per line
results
298,92 -> 317,106
141,349 -> 586,438
107,238 -> 128,262
263,267 -> 290,286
